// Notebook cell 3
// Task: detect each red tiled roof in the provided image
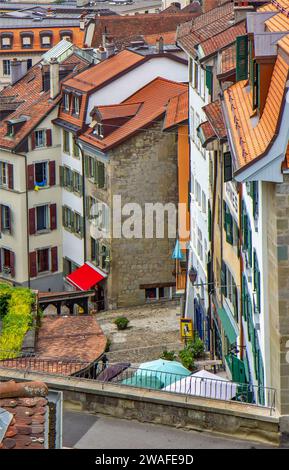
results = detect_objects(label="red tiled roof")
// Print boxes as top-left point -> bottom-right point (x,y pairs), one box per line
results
91,12 -> 202,49
94,102 -> 142,120
79,77 -> 188,151
143,31 -> 176,45
203,99 -> 226,140
163,89 -> 188,130
177,1 -> 234,57
219,44 -> 236,78
0,381 -> 48,450
198,21 -> 246,59
63,50 -> 145,93
0,52 -> 89,150
197,120 -> 216,146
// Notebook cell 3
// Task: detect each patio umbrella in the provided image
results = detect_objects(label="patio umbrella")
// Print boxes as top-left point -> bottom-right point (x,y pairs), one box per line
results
121,374 -> 164,390
136,359 -> 191,388
96,363 -> 131,382
163,369 -> 238,400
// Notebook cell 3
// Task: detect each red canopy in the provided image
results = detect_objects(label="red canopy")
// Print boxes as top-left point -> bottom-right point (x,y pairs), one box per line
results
66,263 -> 106,291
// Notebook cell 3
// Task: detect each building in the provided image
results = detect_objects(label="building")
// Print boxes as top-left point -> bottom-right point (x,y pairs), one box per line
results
0,380 -> 62,449
0,43 -> 92,290
0,8 -> 86,88
222,0 -> 289,414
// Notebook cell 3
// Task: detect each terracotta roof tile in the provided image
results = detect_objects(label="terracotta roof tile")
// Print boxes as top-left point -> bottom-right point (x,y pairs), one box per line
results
91,12 -> 201,50
203,99 -> 226,140
224,54 -> 289,172
198,21 -> 246,59
143,31 -> 176,45
0,52 -> 89,150
0,381 -> 48,450
198,120 -> 216,146
177,1 -> 234,56
163,89 -> 188,130
219,44 -> 236,77
95,102 -> 142,120
79,77 -> 188,150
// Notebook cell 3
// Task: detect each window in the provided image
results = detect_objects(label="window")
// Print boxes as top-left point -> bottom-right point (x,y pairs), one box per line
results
0,204 -> 11,232
85,156 -> 106,189
37,248 -> 49,272
197,227 -> 203,261
60,30 -> 73,42
35,162 -> 48,186
202,191 -> 206,214
35,130 -> 46,148
1,35 -> 12,50
27,59 -> 32,70
72,96 -> 80,116
3,60 -> 10,76
61,166 -> 82,194
223,201 -> 233,245
0,162 -> 7,186
225,267 -> 238,323
145,287 -> 173,301
63,206 -> 74,231
73,141 -> 80,158
40,33 -> 52,48
63,166 -> 73,190
74,212 -> 83,236
1,248 -> 14,276
63,130 -> 70,154
21,35 -> 33,49
73,171 -> 82,194
193,61 -> 199,90
93,123 -> 104,138
63,257 -> 79,277
63,93 -> 70,112
91,237 -> 99,265
36,205 -> 49,231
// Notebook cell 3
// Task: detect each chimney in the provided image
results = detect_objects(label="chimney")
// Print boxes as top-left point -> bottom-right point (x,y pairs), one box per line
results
11,58 -> 25,85
156,36 -> 164,54
79,13 -> 86,30
105,37 -> 115,58
49,57 -> 60,100
96,45 -> 107,61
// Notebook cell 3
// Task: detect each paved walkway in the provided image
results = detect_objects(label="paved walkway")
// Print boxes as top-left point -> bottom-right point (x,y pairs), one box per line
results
63,410 -> 273,449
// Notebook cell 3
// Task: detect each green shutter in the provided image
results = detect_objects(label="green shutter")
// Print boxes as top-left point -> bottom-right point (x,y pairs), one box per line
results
249,38 -> 254,88
84,155 -> 89,177
247,225 -> 252,267
225,211 -> 233,245
98,161 -> 105,188
80,216 -> 84,238
236,35 -> 248,82
59,166 -> 64,187
94,159 -> 98,184
221,261 -> 227,297
224,151 -> 232,182
242,275 -> 247,321
205,66 -> 213,95
62,205 -> 66,227
208,202 -> 212,242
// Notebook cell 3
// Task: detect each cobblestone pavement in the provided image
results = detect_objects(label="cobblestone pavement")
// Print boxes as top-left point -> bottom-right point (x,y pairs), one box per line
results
95,300 -> 183,365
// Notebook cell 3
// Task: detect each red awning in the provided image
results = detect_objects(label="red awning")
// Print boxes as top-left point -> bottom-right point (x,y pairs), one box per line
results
66,263 -> 106,291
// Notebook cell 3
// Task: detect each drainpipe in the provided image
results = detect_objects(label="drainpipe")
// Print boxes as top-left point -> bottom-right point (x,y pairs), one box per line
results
210,143 -> 219,358
12,150 -> 30,288
239,183 -> 244,360
73,137 -> 87,262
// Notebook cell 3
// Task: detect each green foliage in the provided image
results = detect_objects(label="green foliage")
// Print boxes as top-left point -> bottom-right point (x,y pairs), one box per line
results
114,316 -> 129,330
179,346 -> 195,371
0,284 -> 35,359
160,350 -> 176,361
190,335 -> 205,359
0,284 -> 12,319
105,337 -> 112,352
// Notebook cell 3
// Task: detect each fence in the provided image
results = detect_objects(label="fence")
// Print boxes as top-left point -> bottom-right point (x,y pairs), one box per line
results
0,350 -> 276,415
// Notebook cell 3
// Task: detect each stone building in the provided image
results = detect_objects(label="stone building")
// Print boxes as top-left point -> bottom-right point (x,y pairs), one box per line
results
77,78 -> 188,308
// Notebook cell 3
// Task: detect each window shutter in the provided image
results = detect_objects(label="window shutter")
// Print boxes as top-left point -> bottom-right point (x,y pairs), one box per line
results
84,155 -> 89,177
236,35 -> 248,81
62,205 -> 66,227
253,181 -> 258,219
31,131 -> 36,150
223,152 -> 232,182
247,226 -> 252,267
80,216 -> 84,238
0,205 -> 2,232
10,251 -> 15,278
49,161 -> 56,186
50,203 -> 57,230
205,66 -> 213,95
94,159 -> 98,184
59,166 -> 64,187
208,202 -> 212,242
51,246 -> 58,272
221,261 -> 227,297
8,163 -> 14,190
225,211 -> 233,245
46,129 -> 52,147
29,251 -> 37,278
98,161 -> 105,188
29,207 -> 36,235
242,275 -> 247,321
27,164 -> 35,190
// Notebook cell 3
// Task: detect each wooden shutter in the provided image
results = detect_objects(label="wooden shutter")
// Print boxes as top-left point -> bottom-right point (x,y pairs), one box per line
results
46,129 -> 52,147
59,166 -> 64,187
236,35 -> 248,82
50,203 -> 57,230
27,164 -> 35,190
29,251 -> 37,278
49,161 -> 56,186
51,246 -> 58,272
98,161 -> 105,188
224,152 -> 232,182
29,207 -> 36,235
31,131 -> 36,150
10,251 -> 15,278
8,163 -> 14,190
221,262 -> 227,297
205,66 -> 213,96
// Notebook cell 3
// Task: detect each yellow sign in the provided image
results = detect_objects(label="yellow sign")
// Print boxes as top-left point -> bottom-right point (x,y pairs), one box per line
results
180,318 -> 193,339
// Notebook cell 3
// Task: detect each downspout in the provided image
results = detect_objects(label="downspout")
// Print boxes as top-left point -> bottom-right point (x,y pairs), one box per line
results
12,149 -> 30,288
239,183 -> 244,360
73,137 -> 87,262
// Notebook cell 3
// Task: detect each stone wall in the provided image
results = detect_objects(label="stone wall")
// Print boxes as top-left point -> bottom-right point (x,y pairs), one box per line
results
108,121 -> 178,308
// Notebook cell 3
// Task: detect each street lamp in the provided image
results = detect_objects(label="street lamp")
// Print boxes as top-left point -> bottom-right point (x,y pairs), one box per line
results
188,266 -> 197,285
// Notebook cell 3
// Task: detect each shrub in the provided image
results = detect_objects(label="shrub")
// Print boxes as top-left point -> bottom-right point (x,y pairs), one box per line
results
179,346 -> 195,371
0,286 -> 11,319
160,350 -> 176,361
0,284 -> 35,359
114,316 -> 129,330
189,336 -> 205,359
105,337 -> 112,352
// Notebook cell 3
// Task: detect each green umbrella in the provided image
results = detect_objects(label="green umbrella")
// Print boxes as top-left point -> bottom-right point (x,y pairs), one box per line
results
136,359 -> 191,388
121,374 -> 164,390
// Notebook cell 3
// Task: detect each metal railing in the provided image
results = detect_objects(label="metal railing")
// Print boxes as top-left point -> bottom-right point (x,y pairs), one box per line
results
0,350 -> 276,415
